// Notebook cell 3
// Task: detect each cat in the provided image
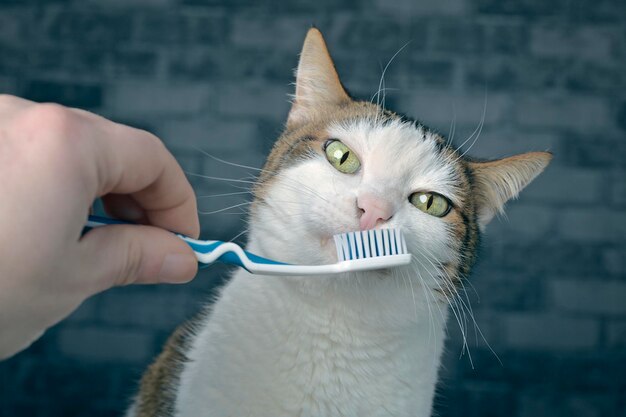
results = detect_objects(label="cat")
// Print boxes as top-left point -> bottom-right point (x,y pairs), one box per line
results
127,28 -> 551,417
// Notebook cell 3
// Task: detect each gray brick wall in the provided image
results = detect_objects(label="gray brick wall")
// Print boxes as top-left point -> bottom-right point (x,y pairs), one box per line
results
0,0 -> 625,416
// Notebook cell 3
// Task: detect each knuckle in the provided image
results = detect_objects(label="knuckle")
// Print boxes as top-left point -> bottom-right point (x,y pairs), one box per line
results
115,124 -> 167,160
132,125 -> 165,150
0,93 -> 18,106
117,233 -> 144,286
27,103 -> 77,138
15,103 -> 82,154
17,104 -> 86,172
140,128 -> 165,153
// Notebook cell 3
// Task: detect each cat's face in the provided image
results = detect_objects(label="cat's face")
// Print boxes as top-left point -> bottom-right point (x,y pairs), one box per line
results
254,114 -> 471,281
250,29 -> 550,288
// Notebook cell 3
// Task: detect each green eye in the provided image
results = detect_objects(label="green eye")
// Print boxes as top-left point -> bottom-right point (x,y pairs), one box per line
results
324,140 -> 361,174
409,192 -> 451,217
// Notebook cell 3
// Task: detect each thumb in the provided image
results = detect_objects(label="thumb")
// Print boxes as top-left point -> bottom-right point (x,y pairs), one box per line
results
78,224 -> 198,294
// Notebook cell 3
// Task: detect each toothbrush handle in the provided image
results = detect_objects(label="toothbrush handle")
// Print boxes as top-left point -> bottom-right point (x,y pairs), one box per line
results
84,214 -> 133,230
84,215 -> 213,268
84,215 -> 287,272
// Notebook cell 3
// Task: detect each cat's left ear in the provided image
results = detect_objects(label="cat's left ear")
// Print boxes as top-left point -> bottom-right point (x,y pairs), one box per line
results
469,152 -> 552,229
287,28 -> 351,127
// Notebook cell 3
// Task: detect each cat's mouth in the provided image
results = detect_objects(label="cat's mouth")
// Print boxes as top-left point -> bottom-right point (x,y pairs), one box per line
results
319,229 -> 403,271
319,235 -> 342,263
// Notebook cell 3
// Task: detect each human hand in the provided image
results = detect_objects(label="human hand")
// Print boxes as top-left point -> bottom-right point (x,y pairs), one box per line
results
0,95 -> 200,359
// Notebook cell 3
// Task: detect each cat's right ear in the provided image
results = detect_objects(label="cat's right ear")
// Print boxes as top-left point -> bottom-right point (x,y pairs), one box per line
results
287,28 -> 351,127
469,152 -> 552,229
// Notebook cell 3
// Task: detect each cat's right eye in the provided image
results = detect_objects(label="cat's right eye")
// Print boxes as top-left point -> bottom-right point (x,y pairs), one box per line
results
323,140 -> 361,174
409,192 -> 451,217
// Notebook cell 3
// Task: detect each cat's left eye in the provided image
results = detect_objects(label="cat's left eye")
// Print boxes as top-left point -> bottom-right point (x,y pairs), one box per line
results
323,140 -> 361,174
409,192 -> 451,217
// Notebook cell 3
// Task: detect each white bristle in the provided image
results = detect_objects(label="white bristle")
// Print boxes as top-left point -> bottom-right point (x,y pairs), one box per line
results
333,235 -> 343,263
375,229 -> 384,256
355,232 -> 363,258
363,231 -> 371,258
394,229 -> 402,255
383,230 -> 390,255
334,229 -> 409,261
349,233 -> 357,261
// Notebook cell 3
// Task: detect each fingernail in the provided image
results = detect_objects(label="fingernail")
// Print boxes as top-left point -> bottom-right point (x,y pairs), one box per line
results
158,254 -> 196,283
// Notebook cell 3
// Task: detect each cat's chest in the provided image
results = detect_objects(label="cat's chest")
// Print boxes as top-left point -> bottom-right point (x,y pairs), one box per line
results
201,301 -> 421,417
272,311 -> 417,415
278,305 -> 406,375
177,276 -> 443,417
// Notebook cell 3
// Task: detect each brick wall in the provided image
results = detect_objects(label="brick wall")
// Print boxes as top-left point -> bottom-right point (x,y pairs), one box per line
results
1,0 -> 625,416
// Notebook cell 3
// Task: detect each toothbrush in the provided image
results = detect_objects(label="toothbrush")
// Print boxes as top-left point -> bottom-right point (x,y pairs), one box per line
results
85,215 -> 412,276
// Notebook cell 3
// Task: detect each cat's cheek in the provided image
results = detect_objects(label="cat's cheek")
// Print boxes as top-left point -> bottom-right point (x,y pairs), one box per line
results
304,201 -> 360,240
325,194 -> 362,232
405,213 -> 455,259
281,175 -> 361,235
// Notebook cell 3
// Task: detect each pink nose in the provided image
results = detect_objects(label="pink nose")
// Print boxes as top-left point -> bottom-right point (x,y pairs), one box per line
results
357,194 -> 394,230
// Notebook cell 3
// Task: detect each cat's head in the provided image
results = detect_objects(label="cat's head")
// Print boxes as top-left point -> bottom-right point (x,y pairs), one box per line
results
249,29 -> 550,290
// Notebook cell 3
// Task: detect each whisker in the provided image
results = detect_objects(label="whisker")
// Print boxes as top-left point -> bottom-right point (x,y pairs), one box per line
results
192,146 -> 264,172
186,171 -> 257,184
417,243 -> 502,367
403,268 -> 419,321
373,41 -> 411,108
412,245 -> 473,366
408,264 -> 437,347
369,88 -> 400,103
192,146 -> 332,204
196,191 -> 253,199
454,89 -> 487,162
229,228 -> 249,242
198,201 -> 253,215
446,102 -> 457,148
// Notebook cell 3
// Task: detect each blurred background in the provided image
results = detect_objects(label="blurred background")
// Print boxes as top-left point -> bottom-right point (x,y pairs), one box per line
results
1,0 -> 625,416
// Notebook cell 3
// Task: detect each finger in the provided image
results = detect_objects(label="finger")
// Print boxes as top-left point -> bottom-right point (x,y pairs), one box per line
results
0,94 -> 33,122
6,102 -> 200,238
101,194 -> 147,223
78,224 -> 198,294
84,119 -> 199,238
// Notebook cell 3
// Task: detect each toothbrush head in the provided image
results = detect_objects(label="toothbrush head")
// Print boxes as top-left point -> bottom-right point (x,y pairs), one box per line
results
333,229 -> 409,262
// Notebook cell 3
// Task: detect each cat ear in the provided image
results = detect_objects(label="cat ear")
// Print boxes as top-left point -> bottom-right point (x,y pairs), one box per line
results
288,28 -> 351,126
469,152 -> 552,229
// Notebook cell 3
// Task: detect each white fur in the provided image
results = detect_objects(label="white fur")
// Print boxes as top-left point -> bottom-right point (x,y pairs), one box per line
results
172,119 -> 462,417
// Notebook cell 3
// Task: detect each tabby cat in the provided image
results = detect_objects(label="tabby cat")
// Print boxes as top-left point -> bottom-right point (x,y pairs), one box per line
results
127,28 -> 551,417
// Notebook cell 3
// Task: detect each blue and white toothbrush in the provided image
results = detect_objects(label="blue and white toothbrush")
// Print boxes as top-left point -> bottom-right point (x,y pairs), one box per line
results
85,215 -> 411,276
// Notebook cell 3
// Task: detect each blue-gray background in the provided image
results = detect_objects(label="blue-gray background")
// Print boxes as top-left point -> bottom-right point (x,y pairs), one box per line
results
1,0 -> 625,416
